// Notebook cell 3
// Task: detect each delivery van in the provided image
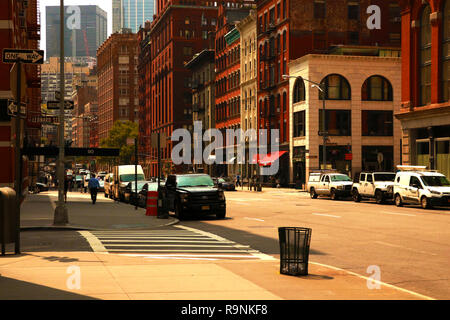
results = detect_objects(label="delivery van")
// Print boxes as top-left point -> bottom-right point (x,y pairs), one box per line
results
112,165 -> 146,201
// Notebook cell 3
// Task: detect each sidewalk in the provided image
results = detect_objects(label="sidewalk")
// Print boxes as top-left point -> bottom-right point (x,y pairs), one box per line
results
20,191 -> 178,230
0,251 -> 432,300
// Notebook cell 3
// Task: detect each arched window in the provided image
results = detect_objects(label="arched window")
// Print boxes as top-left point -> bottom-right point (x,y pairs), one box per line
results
442,0 -> 450,101
293,78 -> 306,103
420,4 -> 432,106
362,76 -> 393,101
319,74 -> 351,100
282,30 -> 286,51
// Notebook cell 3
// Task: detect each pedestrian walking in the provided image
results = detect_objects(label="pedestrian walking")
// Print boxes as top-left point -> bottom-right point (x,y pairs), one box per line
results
88,174 -> 100,204
236,174 -> 241,187
64,172 -> 70,203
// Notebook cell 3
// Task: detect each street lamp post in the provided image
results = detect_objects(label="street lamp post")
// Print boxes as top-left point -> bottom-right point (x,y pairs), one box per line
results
54,0 -> 68,225
282,75 -> 327,171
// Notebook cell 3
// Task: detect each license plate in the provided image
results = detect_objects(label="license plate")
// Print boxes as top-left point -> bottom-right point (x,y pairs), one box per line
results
201,205 -> 210,210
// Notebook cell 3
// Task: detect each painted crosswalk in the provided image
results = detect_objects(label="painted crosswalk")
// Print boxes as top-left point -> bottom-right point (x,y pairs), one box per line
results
79,225 -> 275,261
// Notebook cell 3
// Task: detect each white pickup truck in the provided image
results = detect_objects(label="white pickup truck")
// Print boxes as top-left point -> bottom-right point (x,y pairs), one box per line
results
307,172 -> 353,200
351,172 -> 396,204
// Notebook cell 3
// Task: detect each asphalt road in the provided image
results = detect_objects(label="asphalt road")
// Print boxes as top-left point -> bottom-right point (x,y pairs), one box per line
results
18,188 -> 449,299
179,189 -> 450,300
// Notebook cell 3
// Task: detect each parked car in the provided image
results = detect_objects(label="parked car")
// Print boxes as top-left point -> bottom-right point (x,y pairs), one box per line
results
124,180 -> 152,204
212,177 -> 236,191
163,174 -> 226,220
352,172 -> 396,204
104,173 -> 114,198
138,182 -> 162,208
97,176 -> 105,192
112,165 -> 146,201
74,175 -> 83,190
307,171 -> 353,200
393,165 -> 450,209
35,182 -> 49,192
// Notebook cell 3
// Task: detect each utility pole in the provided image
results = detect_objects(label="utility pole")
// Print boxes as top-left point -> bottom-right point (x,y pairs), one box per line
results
135,137 -> 138,210
14,60 -> 22,254
54,0 -> 68,225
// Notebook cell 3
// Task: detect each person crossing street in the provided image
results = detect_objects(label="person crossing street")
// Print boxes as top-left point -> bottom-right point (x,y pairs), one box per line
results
88,174 -> 100,204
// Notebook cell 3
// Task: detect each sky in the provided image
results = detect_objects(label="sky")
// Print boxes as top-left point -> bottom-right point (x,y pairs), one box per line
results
39,0 -> 113,58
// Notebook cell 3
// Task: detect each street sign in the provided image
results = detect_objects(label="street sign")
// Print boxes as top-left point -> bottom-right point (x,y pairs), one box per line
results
29,115 -> 59,125
22,147 -> 120,157
2,48 -> 44,64
7,100 -> 26,117
10,63 -> 27,101
47,100 -> 74,110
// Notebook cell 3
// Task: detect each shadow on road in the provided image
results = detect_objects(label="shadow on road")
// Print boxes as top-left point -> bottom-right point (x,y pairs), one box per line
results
0,276 -> 97,300
178,216 -> 327,257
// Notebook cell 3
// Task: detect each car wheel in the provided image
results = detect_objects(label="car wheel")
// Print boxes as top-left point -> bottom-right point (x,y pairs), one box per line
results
216,208 -> 226,219
375,190 -> 384,204
175,202 -> 185,220
421,196 -> 432,209
330,189 -> 338,200
395,194 -> 403,207
352,189 -> 361,202
310,188 -> 318,199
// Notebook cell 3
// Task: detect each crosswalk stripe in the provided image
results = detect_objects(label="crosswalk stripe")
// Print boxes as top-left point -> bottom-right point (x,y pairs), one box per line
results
79,227 -> 275,260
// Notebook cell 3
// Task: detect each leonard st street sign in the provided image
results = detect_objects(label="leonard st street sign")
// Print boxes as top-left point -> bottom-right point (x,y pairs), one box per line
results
2,48 -> 44,64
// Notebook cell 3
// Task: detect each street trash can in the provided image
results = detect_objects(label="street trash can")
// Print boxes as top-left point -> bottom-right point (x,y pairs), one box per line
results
278,227 -> 312,276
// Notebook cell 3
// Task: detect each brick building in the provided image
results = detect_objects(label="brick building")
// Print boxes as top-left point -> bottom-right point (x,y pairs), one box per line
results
395,0 -> 449,178
0,0 -> 41,191
214,2 -> 253,177
236,8 -> 258,179
256,0 -> 402,186
97,29 -> 139,142
288,48 -> 402,186
185,49 -> 216,174
138,22 -> 152,177
72,85 -> 97,147
142,1 -> 218,176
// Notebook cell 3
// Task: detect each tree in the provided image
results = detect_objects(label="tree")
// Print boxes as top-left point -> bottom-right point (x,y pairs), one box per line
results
99,120 -> 138,165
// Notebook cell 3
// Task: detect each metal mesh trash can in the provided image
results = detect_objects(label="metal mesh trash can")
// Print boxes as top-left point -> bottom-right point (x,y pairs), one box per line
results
278,227 -> 312,276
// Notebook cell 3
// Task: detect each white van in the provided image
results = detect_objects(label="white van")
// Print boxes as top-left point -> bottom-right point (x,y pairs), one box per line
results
393,165 -> 450,209
112,165 -> 146,201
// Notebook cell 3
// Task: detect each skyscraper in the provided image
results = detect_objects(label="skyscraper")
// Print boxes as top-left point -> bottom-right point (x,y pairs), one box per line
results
112,0 -> 154,33
46,5 -> 107,58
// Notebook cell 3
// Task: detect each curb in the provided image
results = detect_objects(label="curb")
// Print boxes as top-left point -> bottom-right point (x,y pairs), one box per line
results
20,217 -> 180,232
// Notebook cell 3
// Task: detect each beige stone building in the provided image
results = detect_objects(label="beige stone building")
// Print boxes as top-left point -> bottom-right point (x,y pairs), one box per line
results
287,48 -> 402,186
237,9 -> 257,179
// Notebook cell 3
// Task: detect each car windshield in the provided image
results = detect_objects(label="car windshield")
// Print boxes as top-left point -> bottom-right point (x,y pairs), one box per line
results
374,174 -> 396,182
330,175 -> 352,182
75,175 -> 82,180
177,175 -> 214,187
218,178 -> 226,183
130,181 -> 150,190
120,174 -> 145,182
147,183 -> 159,191
421,175 -> 450,187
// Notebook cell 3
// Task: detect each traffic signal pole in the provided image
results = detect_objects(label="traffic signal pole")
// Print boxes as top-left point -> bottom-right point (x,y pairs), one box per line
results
13,60 -> 22,254
53,0 -> 68,225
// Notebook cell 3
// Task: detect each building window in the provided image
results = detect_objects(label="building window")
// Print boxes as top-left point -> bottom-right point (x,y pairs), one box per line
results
202,31 -> 208,40
319,110 -> 351,136
293,111 -> 306,137
442,0 -> 450,102
185,17 -> 190,24
293,78 -> 306,103
283,30 -> 286,51
283,0 -> 286,19
277,3 -> 281,20
201,14 -> 207,25
362,111 -> 393,136
348,31 -> 359,44
362,76 -> 393,101
314,0 -> 326,19
420,4 -> 432,106
320,74 -> 351,100
348,2 -> 359,20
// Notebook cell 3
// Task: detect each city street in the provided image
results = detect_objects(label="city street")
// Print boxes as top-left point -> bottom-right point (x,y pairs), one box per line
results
2,188 -> 448,300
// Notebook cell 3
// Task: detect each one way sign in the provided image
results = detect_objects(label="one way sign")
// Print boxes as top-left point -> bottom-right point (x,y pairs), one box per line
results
2,48 -> 44,64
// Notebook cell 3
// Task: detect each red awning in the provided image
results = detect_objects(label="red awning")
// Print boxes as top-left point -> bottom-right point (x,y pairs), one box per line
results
257,151 -> 288,167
